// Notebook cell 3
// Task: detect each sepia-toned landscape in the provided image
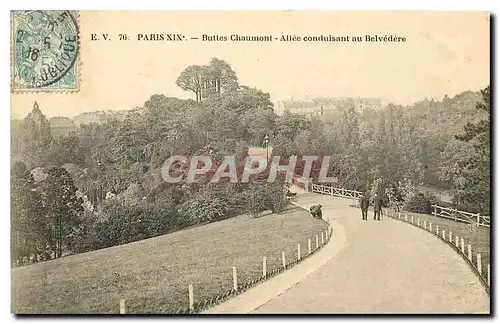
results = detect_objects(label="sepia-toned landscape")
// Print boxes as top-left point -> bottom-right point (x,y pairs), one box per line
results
10,11 -> 490,314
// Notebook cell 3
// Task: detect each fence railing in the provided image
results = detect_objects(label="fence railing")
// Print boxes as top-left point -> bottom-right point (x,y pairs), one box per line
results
307,184 -> 490,228
432,205 -> 490,228
306,183 -> 490,296
310,183 -> 362,199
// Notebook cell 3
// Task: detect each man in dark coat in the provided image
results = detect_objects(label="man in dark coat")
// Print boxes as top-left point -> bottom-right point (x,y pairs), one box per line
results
373,193 -> 382,221
310,204 -> 323,219
359,194 -> 369,221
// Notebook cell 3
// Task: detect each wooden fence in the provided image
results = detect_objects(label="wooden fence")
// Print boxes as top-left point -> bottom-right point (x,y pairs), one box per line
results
306,183 -> 491,295
432,205 -> 490,228
307,183 -> 490,228
310,183 -> 362,199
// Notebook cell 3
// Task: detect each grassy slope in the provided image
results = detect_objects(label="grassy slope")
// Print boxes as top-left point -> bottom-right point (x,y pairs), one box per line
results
12,205 -> 327,314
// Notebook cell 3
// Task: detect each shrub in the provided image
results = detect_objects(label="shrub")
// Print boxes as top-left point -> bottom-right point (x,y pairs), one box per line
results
404,191 -> 439,214
245,181 -> 267,217
263,182 -> 289,213
179,187 -> 229,224
95,197 -> 181,248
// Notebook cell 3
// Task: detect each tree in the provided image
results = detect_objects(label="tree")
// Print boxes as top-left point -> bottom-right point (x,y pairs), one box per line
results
176,65 -> 204,102
11,162 -> 46,265
45,167 -> 84,258
451,85 -> 490,214
207,58 -> 238,95
275,112 -> 311,141
46,132 -> 86,166
17,102 -> 53,168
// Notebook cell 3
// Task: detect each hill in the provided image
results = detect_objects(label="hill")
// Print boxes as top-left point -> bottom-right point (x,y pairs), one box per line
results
11,206 -> 327,314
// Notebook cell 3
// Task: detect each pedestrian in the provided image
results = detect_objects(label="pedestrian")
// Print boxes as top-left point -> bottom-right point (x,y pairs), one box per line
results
373,193 -> 382,221
359,194 -> 369,221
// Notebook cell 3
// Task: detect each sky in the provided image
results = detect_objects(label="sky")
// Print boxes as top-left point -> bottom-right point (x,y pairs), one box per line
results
11,11 -> 490,119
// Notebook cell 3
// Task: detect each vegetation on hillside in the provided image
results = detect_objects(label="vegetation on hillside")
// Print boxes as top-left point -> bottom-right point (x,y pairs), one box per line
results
10,57 -> 490,267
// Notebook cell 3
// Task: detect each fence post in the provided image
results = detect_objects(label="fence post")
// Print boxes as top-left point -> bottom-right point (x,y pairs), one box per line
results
398,212 -> 401,219
120,299 -> 126,314
321,232 -> 324,245
188,284 -> 194,311
297,244 -> 301,260
442,229 -> 445,239
461,238 -> 465,254
488,264 -> 490,287
467,245 -> 472,261
424,220 -> 427,229
232,267 -> 238,291
477,254 -> 482,275
411,215 -> 414,224
282,251 -> 286,268
429,222 -> 432,232
308,238 -> 312,254
341,188 -> 344,197
316,235 -> 319,249
448,231 -> 452,243
477,214 -> 480,227
433,205 -> 437,216
417,218 -> 420,227
455,236 -> 459,248
263,257 -> 267,277
436,225 -> 439,236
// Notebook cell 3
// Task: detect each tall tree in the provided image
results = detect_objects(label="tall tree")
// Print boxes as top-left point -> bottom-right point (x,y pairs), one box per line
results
11,161 -> 46,265
176,58 -> 239,101
207,58 -> 238,94
45,167 -> 84,258
176,65 -> 203,102
17,102 -> 53,168
452,85 -> 490,213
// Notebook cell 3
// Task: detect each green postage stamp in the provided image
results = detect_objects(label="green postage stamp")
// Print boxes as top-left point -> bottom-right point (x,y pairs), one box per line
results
11,10 -> 79,92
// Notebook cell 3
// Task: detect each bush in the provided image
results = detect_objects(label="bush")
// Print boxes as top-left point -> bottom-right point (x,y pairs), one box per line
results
404,191 -> 439,214
263,182 -> 289,213
245,181 -> 267,217
96,198 -> 181,248
179,187 -> 229,224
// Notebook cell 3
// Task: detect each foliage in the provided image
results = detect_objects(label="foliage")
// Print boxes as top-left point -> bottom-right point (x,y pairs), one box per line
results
45,167 -> 84,258
404,191 -> 439,214
263,182 -> 289,213
11,162 -> 46,265
10,55 -> 491,265
450,86 -> 490,214
179,186 -> 229,224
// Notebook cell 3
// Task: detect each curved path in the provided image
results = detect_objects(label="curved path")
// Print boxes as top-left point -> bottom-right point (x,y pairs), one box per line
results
207,189 -> 490,314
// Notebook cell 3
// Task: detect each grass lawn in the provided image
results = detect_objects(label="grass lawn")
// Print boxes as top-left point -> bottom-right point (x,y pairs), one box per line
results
11,205 -> 327,314
388,209 -> 491,283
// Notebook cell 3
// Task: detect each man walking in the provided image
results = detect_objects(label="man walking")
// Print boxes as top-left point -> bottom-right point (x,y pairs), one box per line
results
373,193 -> 382,221
359,194 -> 369,221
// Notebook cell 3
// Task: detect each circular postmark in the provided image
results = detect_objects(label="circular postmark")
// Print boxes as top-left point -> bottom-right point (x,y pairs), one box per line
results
12,10 -> 79,89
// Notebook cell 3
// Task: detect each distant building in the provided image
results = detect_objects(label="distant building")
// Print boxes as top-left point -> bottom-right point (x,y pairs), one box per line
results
274,97 -> 381,117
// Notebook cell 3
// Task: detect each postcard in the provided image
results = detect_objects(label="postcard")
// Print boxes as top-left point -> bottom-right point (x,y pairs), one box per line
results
10,10 -> 491,314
